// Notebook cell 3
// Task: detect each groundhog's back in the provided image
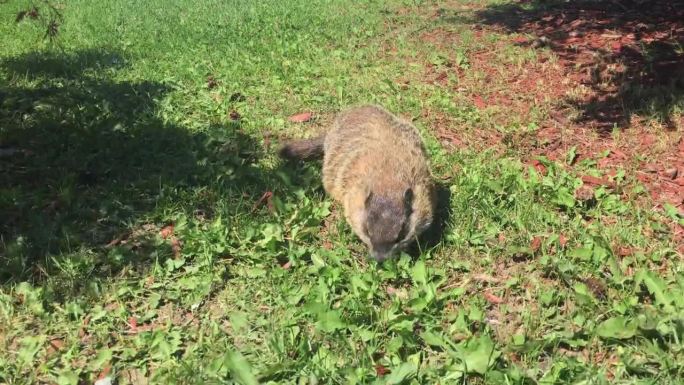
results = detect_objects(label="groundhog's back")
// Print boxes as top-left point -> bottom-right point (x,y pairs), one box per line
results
321,105 -> 431,201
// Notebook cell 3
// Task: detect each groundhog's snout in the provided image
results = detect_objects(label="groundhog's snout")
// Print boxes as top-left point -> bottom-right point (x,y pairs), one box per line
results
370,250 -> 390,262
370,244 -> 396,262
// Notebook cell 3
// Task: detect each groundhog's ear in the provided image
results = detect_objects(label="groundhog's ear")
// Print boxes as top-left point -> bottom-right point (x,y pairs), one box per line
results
364,190 -> 373,207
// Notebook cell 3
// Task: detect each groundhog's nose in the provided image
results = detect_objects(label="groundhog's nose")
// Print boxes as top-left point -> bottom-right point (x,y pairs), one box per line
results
370,248 -> 392,262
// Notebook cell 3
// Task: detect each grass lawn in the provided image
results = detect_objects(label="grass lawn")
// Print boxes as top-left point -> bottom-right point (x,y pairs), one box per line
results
1,0 -> 683,383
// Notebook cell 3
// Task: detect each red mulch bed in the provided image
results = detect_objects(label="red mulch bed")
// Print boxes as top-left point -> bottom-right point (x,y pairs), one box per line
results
419,0 -> 684,243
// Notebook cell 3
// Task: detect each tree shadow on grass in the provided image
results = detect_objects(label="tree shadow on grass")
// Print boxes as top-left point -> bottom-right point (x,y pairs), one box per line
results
0,49 -> 275,283
448,0 -> 684,133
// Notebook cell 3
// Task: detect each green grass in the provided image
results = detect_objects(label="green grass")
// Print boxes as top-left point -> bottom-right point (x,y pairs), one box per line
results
1,0 -> 683,384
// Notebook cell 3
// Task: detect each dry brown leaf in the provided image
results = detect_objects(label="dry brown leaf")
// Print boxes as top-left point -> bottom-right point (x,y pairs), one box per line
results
375,364 -> 390,376
288,112 -> 313,123
531,236 -> 542,252
483,291 -> 504,304
160,225 -> 174,239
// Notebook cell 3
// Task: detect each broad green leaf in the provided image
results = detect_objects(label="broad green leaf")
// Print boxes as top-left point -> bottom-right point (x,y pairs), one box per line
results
224,351 -> 259,385
573,282 -> 595,305
384,362 -> 417,385
316,310 -> 346,332
421,331 -> 449,349
408,297 -> 428,312
636,270 -> 675,312
89,348 -> 113,371
663,203 -> 684,225
411,260 -> 427,286
595,316 -> 637,339
568,247 -> 593,261
457,334 -> 500,374
553,188 -> 575,208
15,282 -> 45,315
56,370 -> 79,385
566,146 -> 577,165
230,312 -> 249,333
17,335 -> 45,366
311,253 -> 326,268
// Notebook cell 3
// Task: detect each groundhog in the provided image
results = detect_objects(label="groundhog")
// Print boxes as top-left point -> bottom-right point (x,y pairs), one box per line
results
279,105 -> 436,261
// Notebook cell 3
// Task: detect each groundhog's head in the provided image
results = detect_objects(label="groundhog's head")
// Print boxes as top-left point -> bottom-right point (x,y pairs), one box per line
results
346,184 -> 433,261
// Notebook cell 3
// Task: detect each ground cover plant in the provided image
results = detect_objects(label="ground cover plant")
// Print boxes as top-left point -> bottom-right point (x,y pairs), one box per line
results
1,0 -> 683,383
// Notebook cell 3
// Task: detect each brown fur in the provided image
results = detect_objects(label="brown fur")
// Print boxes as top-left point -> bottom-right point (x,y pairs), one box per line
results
279,105 -> 436,261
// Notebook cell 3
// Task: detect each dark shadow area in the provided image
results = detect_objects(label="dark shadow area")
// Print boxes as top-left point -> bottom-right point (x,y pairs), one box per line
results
1,48 -> 127,79
463,0 -> 684,133
411,182 -> 453,257
0,49 -> 276,283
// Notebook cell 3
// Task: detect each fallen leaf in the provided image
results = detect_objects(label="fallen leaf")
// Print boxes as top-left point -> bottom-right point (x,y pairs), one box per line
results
128,317 -> 138,333
611,41 -> 622,52
472,95 -> 486,109
483,291 -> 504,304
281,261 -> 292,270
288,112 -> 313,123
160,225 -> 174,239
530,236 -> 542,252
617,246 -> 633,257
529,159 -> 547,175
512,36 -> 527,44
610,148 -> 627,159
375,365 -> 390,376
252,191 -> 274,212
559,234 -> 568,248
47,338 -> 64,355
581,175 -> 612,187
170,238 -> 182,258
97,365 -> 112,380
105,234 -> 126,248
